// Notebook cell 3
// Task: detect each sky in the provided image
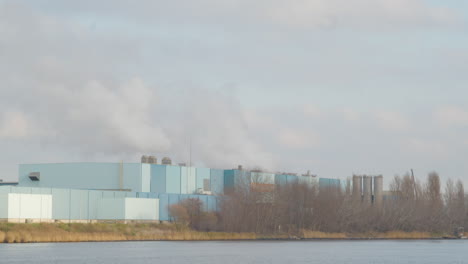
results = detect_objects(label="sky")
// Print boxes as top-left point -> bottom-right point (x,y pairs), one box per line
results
1,0 -> 468,187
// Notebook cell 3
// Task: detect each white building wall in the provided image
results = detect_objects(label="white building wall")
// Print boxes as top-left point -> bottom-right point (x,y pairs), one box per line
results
0,193 -> 52,221
97,198 -> 159,221
125,198 -> 159,220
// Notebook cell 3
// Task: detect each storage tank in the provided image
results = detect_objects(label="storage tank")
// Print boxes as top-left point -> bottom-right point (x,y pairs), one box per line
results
345,178 -> 352,196
352,175 -> 362,200
162,157 -> 172,165
363,175 -> 372,204
148,156 -> 157,164
373,175 -> 383,206
141,155 -> 149,163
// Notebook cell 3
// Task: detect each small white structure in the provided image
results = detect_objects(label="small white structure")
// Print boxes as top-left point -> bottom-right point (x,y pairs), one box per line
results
97,198 -> 159,221
0,193 -> 52,223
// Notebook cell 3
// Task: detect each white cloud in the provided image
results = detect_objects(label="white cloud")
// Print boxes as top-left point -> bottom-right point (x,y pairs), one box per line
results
53,78 -> 171,153
16,0 -> 460,31
302,105 -> 322,118
264,0 -> 459,29
0,3 -> 274,170
0,112 -> 29,139
278,129 -> 320,150
342,108 -> 361,122
405,138 -> 448,158
373,110 -> 411,132
434,106 -> 468,127
0,1 -> 467,183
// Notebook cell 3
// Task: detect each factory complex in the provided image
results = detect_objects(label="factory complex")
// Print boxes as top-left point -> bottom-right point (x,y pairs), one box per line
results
0,156 -> 382,223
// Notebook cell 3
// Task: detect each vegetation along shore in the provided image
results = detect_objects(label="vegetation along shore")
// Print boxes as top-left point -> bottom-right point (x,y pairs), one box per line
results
0,223 -> 460,243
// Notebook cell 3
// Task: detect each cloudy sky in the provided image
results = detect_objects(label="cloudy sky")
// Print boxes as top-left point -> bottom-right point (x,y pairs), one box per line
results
1,0 -> 467,186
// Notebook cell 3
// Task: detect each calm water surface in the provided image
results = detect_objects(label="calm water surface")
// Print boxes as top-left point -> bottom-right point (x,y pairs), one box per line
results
0,240 -> 467,264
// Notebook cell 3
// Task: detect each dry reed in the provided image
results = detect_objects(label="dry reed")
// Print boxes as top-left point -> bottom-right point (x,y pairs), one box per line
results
0,223 -> 256,243
377,231 -> 432,239
0,223 -> 442,243
301,230 -> 348,239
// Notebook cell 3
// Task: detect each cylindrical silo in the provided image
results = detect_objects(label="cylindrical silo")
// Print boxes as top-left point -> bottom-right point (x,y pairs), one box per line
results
363,175 -> 372,204
352,175 -> 362,200
345,177 -> 352,196
373,175 -> 383,206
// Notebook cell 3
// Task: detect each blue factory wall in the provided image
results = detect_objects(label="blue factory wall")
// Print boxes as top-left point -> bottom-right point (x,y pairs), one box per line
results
0,186 -> 216,222
210,169 -> 224,195
166,166 -> 181,193
12,162 -> 348,224
150,164 -> 166,193
319,178 -> 341,189
18,163 -> 146,192
18,162 -> 340,198
180,166 -> 196,194
223,169 -> 252,193
155,193 -> 219,221
275,174 -> 300,185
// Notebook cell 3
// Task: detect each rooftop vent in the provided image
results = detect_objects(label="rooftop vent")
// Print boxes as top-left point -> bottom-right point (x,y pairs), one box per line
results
148,156 -> 157,164
28,172 -> 40,181
161,157 -> 172,165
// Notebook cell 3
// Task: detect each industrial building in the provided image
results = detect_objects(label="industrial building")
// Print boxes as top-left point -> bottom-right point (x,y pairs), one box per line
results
1,157 -> 344,223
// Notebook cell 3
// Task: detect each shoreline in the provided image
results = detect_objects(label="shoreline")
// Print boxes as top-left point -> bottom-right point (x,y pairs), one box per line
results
0,223 -> 461,244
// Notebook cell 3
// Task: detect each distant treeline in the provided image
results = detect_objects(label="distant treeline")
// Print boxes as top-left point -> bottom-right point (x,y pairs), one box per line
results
170,172 -> 466,235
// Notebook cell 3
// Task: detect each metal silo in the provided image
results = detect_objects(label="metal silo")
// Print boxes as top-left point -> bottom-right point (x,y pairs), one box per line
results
352,175 -> 362,200
373,175 -> 383,206
345,177 -> 352,196
363,175 -> 372,204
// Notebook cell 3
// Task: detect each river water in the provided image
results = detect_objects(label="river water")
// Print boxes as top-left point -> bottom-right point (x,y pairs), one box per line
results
0,240 -> 467,263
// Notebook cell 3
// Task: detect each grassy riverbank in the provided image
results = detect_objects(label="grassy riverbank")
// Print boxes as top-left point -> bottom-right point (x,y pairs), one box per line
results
0,223 -> 450,243
0,223 -> 256,243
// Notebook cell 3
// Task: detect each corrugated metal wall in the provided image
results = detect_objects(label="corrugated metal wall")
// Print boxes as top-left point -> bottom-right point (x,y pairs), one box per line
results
210,169 -> 224,195
141,164 -> 151,192
0,187 -> 220,222
18,163 -> 145,192
319,178 -> 341,189
97,198 -> 159,220
223,170 -> 235,193
156,193 -> 219,221
180,166 -> 196,194
150,164 -> 166,193
166,166 -> 181,193
0,193 -> 52,220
